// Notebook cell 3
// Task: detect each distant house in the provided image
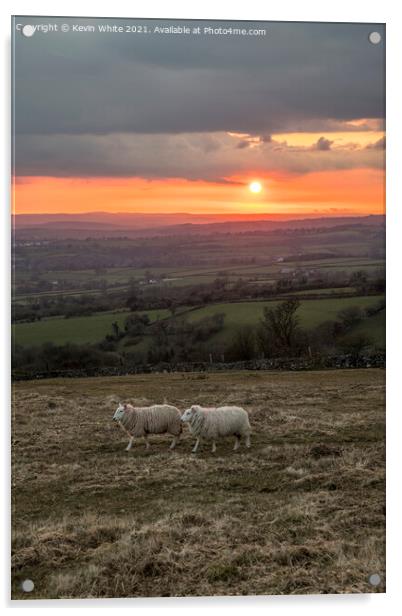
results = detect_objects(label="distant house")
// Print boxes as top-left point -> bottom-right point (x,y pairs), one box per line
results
141,278 -> 158,285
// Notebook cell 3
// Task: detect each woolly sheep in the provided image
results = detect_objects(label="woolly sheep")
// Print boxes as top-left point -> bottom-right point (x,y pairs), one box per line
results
113,403 -> 182,451
181,404 -> 251,453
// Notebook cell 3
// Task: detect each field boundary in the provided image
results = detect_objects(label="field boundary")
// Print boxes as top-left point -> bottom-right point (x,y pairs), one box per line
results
12,353 -> 385,381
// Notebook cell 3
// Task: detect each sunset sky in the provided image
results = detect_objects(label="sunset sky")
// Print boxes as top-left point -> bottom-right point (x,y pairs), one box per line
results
13,19 -> 385,217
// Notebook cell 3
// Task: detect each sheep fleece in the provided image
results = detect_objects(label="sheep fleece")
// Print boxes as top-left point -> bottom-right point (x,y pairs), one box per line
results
188,405 -> 251,440
119,404 -> 182,437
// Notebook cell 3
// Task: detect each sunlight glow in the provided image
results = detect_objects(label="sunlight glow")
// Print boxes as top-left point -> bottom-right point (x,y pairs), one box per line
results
249,181 -> 262,194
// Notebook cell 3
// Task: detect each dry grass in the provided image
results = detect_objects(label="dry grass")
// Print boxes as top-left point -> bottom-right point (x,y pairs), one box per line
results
11,369 -> 385,599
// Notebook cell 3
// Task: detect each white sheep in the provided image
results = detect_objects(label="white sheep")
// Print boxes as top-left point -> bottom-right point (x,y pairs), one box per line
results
181,404 -> 251,453
113,403 -> 182,451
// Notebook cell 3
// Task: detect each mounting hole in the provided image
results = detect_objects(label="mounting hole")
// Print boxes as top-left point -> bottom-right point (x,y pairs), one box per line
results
368,32 -> 382,45
21,578 -> 34,592
369,573 -> 381,586
22,25 -> 36,37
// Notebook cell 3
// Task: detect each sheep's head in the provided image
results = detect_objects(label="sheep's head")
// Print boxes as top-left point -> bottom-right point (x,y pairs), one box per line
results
113,403 -> 126,422
181,405 -> 200,422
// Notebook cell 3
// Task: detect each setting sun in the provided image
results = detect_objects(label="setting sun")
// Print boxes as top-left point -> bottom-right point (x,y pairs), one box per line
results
249,181 -> 262,194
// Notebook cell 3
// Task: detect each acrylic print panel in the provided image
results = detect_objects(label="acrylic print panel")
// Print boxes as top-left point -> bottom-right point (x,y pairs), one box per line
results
11,17 -> 385,599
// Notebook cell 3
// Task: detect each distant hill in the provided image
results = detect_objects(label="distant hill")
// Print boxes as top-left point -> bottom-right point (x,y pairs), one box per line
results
13,212 -> 385,240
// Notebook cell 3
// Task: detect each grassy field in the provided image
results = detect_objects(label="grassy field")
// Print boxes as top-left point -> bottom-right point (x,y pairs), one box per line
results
12,369 -> 385,598
12,309 -> 170,347
186,296 -> 385,345
187,296 -> 382,328
12,295 -> 384,348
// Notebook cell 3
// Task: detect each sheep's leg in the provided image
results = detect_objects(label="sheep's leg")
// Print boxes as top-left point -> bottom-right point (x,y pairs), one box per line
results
170,436 -> 178,450
245,434 -> 251,448
144,435 -> 151,450
192,438 -> 200,454
233,436 -> 240,451
126,437 -> 134,451
211,441 -> 217,453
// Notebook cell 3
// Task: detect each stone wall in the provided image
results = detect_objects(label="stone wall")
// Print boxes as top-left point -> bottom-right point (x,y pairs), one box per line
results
12,353 -> 385,381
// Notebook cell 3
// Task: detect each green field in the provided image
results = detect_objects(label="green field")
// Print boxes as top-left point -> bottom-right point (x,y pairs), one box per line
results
12,309 -> 170,347
186,296 -> 385,344
13,295 -> 385,348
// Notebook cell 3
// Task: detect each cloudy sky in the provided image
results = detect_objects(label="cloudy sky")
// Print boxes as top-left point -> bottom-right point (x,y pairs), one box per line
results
13,18 -> 385,216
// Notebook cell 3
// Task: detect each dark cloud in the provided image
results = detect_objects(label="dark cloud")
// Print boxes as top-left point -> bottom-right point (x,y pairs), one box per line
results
313,136 -> 334,151
366,136 -> 386,149
14,131 -> 385,180
13,18 -> 385,137
12,17 -> 385,177
236,140 -> 250,149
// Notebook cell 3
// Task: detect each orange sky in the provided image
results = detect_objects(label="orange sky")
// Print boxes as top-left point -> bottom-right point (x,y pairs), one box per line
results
13,167 -> 385,217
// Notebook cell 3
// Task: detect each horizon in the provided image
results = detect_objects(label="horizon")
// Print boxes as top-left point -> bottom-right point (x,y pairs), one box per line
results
13,210 -> 385,219
13,210 -> 385,226
13,210 -> 385,217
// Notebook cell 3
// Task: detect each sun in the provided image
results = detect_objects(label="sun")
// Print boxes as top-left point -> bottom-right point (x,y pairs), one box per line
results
249,181 -> 262,194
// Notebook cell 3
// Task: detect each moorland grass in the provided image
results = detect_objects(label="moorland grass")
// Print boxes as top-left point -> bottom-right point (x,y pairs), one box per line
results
12,369 -> 385,598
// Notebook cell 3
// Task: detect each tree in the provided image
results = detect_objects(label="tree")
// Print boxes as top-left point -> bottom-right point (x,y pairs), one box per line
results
309,320 -> 342,354
124,313 -> 150,336
339,334 -> 373,361
213,276 -> 229,291
111,321 -> 120,339
350,270 -> 368,293
337,306 -> 363,330
229,325 -> 256,361
276,277 -> 293,293
166,298 -> 179,317
257,299 -> 303,357
126,277 -> 140,311
148,321 -> 171,363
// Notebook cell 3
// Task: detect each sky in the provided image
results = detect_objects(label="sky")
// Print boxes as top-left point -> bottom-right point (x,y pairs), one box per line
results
13,18 -> 385,217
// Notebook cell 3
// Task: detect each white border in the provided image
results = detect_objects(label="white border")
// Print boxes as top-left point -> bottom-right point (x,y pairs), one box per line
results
2,1 -> 402,614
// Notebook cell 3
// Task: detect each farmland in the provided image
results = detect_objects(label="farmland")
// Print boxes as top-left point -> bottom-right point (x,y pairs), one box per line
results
12,217 -> 385,375
12,309 -> 168,347
13,217 -> 385,300
12,294 -> 385,348
11,369 -> 385,598
13,257 -> 385,300
185,296 -> 385,346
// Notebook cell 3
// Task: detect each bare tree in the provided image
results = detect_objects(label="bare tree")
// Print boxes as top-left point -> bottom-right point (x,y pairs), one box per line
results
257,299 -> 303,357
337,306 -> 363,330
111,321 -> 120,339
229,325 -> 256,361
